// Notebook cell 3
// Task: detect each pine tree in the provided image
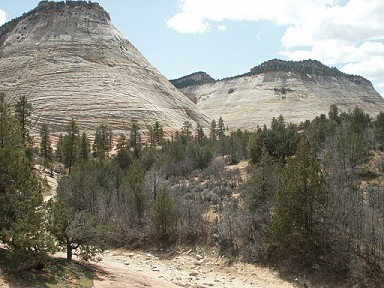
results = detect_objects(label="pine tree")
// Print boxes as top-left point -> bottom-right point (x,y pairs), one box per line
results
130,121 -> 141,158
79,132 -> 90,162
153,121 -> 164,146
14,95 -> 33,144
63,119 -> 80,173
40,123 -> 52,166
195,122 -> 206,145
210,119 -> 217,141
93,124 -> 112,158
56,133 -> 64,163
217,117 -> 225,140
181,121 -> 193,143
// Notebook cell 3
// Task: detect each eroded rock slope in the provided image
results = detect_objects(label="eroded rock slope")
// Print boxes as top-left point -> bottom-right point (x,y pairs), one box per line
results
0,1 -> 209,134
174,60 -> 384,130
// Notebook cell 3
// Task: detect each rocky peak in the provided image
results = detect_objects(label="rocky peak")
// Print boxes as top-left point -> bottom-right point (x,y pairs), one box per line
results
249,59 -> 371,86
0,1 -> 209,134
171,72 -> 216,89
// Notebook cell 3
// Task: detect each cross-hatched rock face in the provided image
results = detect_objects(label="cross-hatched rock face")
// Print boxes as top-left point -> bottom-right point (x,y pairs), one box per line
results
177,66 -> 384,131
0,2 -> 209,135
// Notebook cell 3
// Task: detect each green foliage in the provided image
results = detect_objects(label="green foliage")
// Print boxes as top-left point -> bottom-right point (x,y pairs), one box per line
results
270,137 -> 326,261
248,115 -> 299,163
152,187 -> 177,245
0,92 -> 22,148
63,119 -> 80,173
46,200 -> 106,261
123,160 -> 147,222
79,132 -> 91,162
40,123 -> 53,166
93,124 -> 112,159
0,92 -> 54,268
210,119 -> 217,141
130,120 -> 142,158
246,148 -> 278,212
374,111 -> 384,145
14,95 -> 33,144
181,120 -> 193,143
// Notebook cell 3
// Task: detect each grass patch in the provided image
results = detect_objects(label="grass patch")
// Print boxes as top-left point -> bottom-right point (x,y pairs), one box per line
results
0,248 -> 96,287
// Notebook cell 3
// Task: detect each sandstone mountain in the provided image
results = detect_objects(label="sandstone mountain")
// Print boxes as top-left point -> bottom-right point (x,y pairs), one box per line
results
0,1 -> 209,135
173,59 -> 384,130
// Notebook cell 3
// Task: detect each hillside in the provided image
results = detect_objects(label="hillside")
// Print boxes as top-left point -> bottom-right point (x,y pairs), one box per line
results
173,59 -> 384,130
0,1 -> 210,134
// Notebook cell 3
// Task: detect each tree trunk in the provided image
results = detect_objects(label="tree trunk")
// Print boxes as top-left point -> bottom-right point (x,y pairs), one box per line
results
66,241 -> 73,261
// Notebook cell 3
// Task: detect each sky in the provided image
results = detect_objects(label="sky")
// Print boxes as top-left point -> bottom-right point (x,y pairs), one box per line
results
0,0 -> 383,95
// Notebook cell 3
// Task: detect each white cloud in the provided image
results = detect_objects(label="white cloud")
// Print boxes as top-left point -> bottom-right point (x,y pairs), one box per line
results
378,83 -> 384,88
0,9 -> 6,26
167,11 -> 210,33
217,24 -> 226,32
168,0 -> 384,91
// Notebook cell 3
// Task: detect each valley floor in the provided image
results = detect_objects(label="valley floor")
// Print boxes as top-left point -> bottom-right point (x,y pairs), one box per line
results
91,249 -> 296,288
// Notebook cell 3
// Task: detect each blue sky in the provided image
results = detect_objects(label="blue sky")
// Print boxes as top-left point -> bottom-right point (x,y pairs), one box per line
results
0,0 -> 383,95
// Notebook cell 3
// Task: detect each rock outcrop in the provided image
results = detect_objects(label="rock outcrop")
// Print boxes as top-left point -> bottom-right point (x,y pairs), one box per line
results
174,59 -> 384,130
0,1 -> 209,134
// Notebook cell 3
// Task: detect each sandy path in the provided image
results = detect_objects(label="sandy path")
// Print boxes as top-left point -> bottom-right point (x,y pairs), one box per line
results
92,249 -> 296,288
92,254 -> 179,288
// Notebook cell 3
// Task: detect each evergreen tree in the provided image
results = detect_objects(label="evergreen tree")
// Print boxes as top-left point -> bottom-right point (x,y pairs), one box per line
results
123,160 -> 146,222
40,123 -> 52,166
328,103 -> 340,123
56,133 -> 64,163
116,133 -> 128,150
246,148 -> 278,212
0,92 -> 21,148
210,119 -> 217,141
46,200 -> 105,261
0,93 -> 53,267
152,187 -> 177,245
63,119 -> 80,173
129,121 -> 141,158
217,117 -> 225,140
14,95 -> 33,144
374,111 -> 384,145
79,132 -> 90,162
93,124 -> 112,158
181,120 -> 193,143
271,137 -> 326,260
195,122 -> 206,145
153,121 -> 164,146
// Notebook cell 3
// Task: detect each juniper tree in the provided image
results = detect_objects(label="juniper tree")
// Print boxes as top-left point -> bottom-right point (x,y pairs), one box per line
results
46,200 -> 105,261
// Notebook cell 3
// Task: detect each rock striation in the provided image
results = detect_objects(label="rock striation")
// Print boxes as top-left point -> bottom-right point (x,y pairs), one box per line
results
173,59 -> 384,130
0,1 -> 210,134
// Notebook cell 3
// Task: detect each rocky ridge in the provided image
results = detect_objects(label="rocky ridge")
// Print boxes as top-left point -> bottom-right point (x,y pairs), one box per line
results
174,59 -> 384,130
0,1 -> 209,134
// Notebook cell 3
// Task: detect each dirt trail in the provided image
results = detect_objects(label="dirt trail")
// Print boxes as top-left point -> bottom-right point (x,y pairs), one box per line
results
92,249 -> 296,288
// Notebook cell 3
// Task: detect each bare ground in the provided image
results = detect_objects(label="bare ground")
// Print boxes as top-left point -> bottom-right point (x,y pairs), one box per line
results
91,249 -> 296,288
